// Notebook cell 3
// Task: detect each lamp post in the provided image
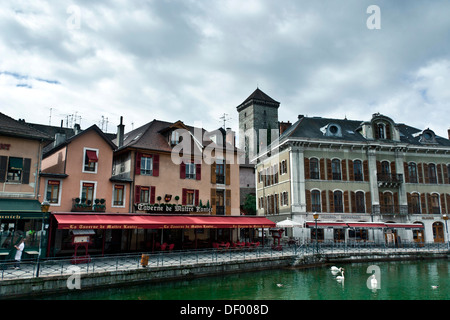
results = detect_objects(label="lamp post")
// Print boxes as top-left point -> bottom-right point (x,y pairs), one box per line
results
36,200 -> 50,277
313,212 -> 319,254
443,214 -> 449,250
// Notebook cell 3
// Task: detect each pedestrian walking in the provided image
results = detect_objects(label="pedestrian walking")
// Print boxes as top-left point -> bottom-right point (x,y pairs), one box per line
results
14,238 -> 25,269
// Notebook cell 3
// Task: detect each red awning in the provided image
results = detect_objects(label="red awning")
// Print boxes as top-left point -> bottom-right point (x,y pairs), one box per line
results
385,223 -> 424,229
305,222 -> 348,228
347,222 -> 386,228
52,213 -> 276,230
86,150 -> 98,163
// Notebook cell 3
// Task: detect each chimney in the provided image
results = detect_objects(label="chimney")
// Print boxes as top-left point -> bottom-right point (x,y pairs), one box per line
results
73,123 -> 81,135
279,121 -> 292,135
54,133 -> 66,147
448,128 -> 450,140
117,116 -> 125,148
225,127 -> 235,147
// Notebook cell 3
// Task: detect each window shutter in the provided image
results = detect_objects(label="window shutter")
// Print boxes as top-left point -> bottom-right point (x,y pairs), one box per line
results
427,193 -> 432,214
135,152 -> 142,175
363,160 -> 369,182
390,161 -> 396,175
351,191 -> 356,213
150,186 -> 156,204
135,185 -> 141,203
437,164 -> 443,184
423,164 -> 429,184
348,160 -> 354,181
365,192 -> 371,214
386,123 -> 391,140
421,193 -> 427,214
342,159 -> 347,181
376,161 -> 381,174
153,154 -> 159,177
196,164 -> 201,180
328,190 -> 334,213
418,163 -> 423,183
393,192 -> 399,213
326,159 -> 332,180
305,190 -> 311,212
440,194 -> 446,214
0,156 -> 7,182
447,194 -> 450,214
194,189 -> 199,206
321,190 -> 327,213
404,162 -> 410,183
344,191 -> 350,213
444,165 -> 449,184
21,158 -> 31,184
211,189 -> 216,214
182,188 -> 187,205
225,164 -> 231,185
180,161 -> 186,179
211,163 -> 216,184
226,190 -> 231,215
304,158 -> 310,180
319,158 -> 325,180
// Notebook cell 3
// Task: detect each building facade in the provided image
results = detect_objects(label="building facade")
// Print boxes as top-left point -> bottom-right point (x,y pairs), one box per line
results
0,112 -> 52,259
256,111 -> 450,245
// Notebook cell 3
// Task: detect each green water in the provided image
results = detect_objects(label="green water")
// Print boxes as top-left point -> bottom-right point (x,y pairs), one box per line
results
40,259 -> 449,300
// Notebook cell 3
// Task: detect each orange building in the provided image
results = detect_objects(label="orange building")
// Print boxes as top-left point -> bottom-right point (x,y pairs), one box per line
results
0,112 -> 52,258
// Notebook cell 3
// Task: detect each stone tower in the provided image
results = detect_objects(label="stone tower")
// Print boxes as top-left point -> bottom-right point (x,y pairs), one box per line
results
236,88 -> 280,163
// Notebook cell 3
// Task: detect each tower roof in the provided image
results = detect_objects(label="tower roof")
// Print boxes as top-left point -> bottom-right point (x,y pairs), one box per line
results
236,88 -> 280,111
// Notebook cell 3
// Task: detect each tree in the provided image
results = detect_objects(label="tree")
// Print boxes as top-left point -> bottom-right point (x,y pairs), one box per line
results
243,194 -> 257,215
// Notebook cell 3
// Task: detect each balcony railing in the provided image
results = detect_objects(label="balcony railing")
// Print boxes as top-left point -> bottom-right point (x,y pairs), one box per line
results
377,173 -> 403,187
372,205 -> 408,215
72,198 -> 106,212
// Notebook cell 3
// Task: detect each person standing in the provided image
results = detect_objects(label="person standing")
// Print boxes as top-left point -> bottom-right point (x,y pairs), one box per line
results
14,238 -> 25,269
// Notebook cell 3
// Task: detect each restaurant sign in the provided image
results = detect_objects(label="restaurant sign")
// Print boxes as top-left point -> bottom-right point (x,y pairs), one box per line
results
136,203 -> 212,214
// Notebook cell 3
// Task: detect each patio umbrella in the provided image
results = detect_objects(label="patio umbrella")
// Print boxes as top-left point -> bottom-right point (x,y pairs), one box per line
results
276,218 -> 303,228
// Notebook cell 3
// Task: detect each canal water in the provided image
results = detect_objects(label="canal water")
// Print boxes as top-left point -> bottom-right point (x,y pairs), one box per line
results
39,259 -> 449,300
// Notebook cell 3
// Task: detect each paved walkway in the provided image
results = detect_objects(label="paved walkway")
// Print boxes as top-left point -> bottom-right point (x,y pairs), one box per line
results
1,243 -> 448,281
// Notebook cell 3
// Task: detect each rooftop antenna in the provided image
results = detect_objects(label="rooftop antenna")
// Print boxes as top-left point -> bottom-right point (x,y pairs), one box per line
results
220,113 -> 231,129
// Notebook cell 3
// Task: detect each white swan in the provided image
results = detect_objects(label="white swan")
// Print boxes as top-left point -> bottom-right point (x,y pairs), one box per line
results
330,266 -> 341,272
431,285 -> 439,289
276,283 -> 284,287
336,270 -> 345,282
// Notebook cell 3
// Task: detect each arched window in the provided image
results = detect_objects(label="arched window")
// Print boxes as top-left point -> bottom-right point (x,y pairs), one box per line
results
381,161 -> 390,174
428,164 -> 437,184
311,190 -> 321,212
353,160 -> 363,181
431,194 -> 440,214
331,159 -> 341,180
334,191 -> 343,213
377,123 -> 385,139
381,192 -> 393,214
408,162 -> 418,183
309,158 -> 320,179
409,193 -> 421,214
355,191 -> 365,213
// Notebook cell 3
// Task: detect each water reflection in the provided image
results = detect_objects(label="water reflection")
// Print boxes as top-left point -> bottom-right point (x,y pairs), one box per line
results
37,259 -> 449,300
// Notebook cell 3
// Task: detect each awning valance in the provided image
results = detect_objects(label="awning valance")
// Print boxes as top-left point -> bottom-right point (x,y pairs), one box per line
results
305,221 -> 424,229
52,213 -> 276,230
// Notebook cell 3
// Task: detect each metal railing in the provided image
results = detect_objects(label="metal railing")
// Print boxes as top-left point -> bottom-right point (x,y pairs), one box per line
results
0,242 -> 448,280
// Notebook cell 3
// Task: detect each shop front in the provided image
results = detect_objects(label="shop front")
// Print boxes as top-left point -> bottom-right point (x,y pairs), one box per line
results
304,221 -> 424,245
0,199 -> 50,260
47,212 -> 276,257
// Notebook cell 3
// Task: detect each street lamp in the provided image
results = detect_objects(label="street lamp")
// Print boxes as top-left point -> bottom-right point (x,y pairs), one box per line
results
313,212 -> 319,254
36,200 -> 50,277
443,214 -> 449,250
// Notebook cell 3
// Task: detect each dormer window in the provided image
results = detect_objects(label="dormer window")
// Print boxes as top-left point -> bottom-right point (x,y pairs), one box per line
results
321,123 -> 342,137
377,123 -> 385,139
419,129 -> 436,144
170,130 -> 180,146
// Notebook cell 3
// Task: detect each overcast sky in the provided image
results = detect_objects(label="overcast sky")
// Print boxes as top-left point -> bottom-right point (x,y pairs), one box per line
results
1,0 -> 449,141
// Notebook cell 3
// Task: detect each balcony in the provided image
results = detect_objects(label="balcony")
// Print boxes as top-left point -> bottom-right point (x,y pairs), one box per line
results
72,198 -> 106,212
372,205 -> 408,216
377,173 -> 403,188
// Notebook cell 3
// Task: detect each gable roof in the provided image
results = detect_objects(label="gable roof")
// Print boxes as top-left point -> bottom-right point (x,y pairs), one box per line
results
0,112 -> 52,141
43,124 -> 117,157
